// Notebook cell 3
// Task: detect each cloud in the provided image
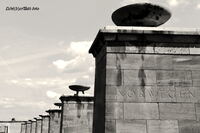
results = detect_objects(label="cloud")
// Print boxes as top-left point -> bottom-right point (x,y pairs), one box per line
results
46,90 -> 61,99
6,77 -> 76,89
0,49 -> 66,66
167,0 -> 178,7
52,56 -> 81,70
0,98 -> 48,109
69,41 -> 92,55
52,40 -> 94,74
197,3 -> 200,9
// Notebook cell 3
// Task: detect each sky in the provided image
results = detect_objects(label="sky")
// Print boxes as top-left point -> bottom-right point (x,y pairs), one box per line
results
0,0 -> 200,121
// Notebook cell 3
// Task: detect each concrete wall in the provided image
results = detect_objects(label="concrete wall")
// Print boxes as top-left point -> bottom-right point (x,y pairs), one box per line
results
41,117 -> 49,133
0,126 -> 8,133
89,27 -> 200,133
20,124 -> 26,133
60,96 -> 93,133
26,122 -> 31,133
49,111 -> 61,133
35,119 -> 42,133
31,122 -> 36,133
0,122 -> 22,133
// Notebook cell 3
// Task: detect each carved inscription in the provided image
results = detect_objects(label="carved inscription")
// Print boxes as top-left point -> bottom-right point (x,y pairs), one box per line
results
117,86 -> 145,102
115,85 -> 198,103
158,86 -> 176,102
145,86 -> 197,102
176,87 -> 196,102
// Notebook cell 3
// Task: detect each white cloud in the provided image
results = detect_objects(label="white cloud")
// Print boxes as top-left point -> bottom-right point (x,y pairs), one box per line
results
168,0 -> 178,7
6,77 -> 76,88
0,98 -> 48,109
52,59 -> 68,69
82,75 -> 89,79
46,90 -> 61,99
52,56 -> 81,70
69,41 -> 92,55
0,49 -> 66,66
197,3 -> 200,9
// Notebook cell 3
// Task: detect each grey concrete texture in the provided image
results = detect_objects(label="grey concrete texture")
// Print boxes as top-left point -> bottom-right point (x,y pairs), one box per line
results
90,27 -> 200,133
31,121 -> 36,133
20,124 -> 26,133
0,126 -> 8,133
0,122 -> 22,133
47,110 -> 61,133
41,116 -> 50,133
35,119 -> 42,133
60,101 -> 93,133
26,122 -> 31,133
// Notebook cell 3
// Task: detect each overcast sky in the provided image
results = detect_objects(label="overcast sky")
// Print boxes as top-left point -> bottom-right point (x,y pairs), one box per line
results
0,0 -> 200,121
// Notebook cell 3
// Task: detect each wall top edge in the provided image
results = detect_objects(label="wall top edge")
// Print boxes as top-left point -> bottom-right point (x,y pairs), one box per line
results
102,26 -> 200,35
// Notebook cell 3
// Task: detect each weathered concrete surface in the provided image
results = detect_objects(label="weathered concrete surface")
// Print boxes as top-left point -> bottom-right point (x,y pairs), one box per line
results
35,118 -> 42,133
89,27 -> 200,133
0,126 -> 8,133
46,109 -> 61,133
20,123 -> 26,133
59,96 -> 93,133
26,122 -> 31,133
124,103 -> 159,120
31,121 -> 36,133
40,116 -> 50,133
147,120 -> 179,133
0,121 -> 22,133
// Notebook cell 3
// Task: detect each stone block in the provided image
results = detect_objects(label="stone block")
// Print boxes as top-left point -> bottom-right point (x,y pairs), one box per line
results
176,86 -> 197,102
105,120 -> 116,133
173,56 -> 200,70
154,47 -> 190,54
107,46 -> 126,53
156,70 -> 192,86
147,120 -> 179,133
106,54 -> 158,70
105,102 -> 123,120
179,120 -> 200,133
195,104 -> 200,121
157,85 -> 176,102
192,71 -> 200,87
159,103 -> 196,120
124,103 -> 159,120
124,70 -> 156,86
106,54 -> 142,69
36,120 -> 42,133
125,46 -> 154,54
116,120 -> 146,133
190,48 -> 200,55
156,55 -> 173,70
106,69 -> 123,86
145,85 -> 158,102
31,122 -> 36,133
106,86 -> 145,102
62,101 -> 93,133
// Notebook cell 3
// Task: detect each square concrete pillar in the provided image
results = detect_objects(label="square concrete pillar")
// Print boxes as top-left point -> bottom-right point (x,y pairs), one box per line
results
0,121 -> 24,133
31,121 -> 36,133
89,26 -> 200,133
34,118 -> 42,133
0,125 -> 8,133
46,109 -> 61,133
40,115 -> 50,133
59,96 -> 93,133
26,121 -> 32,133
20,122 -> 26,133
